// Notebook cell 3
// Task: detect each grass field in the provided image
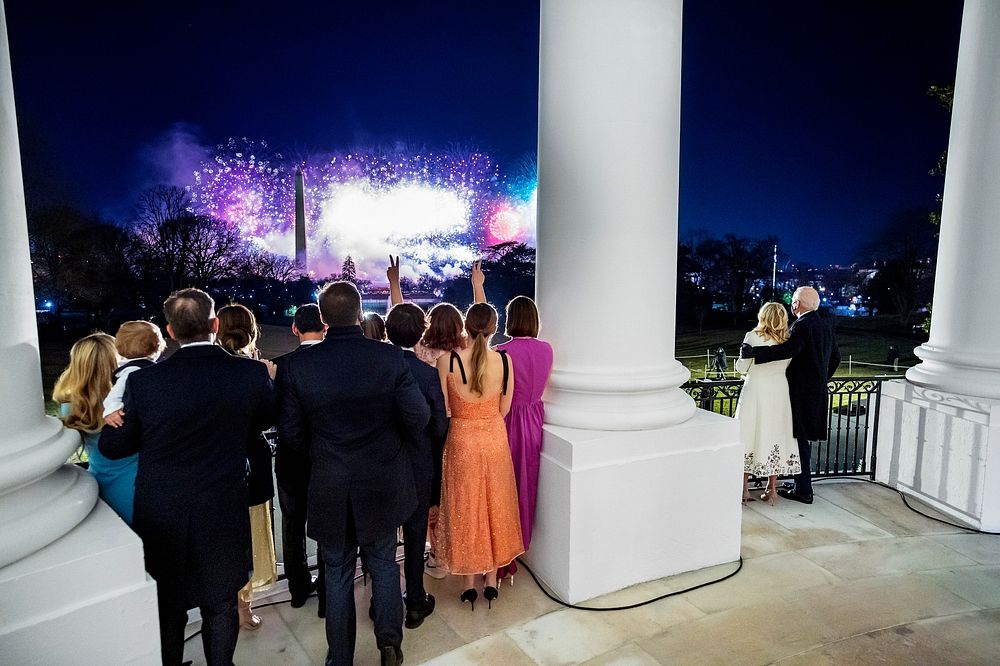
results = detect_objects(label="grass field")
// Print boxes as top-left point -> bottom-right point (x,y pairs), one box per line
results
677,316 -> 921,380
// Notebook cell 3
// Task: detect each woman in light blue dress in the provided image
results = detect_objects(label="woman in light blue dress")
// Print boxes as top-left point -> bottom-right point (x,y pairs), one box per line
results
54,332 -> 137,524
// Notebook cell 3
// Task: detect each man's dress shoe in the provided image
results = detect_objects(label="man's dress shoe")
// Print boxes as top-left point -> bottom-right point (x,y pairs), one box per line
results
777,488 -> 813,504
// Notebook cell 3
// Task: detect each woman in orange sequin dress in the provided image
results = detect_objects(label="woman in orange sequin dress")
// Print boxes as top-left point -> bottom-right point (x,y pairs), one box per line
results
434,303 -> 524,610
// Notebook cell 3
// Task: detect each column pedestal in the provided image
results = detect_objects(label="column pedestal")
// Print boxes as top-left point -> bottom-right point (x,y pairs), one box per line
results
0,499 -> 160,664
0,3 -> 160,660
525,411 -> 742,603
875,381 -> 1000,531
876,0 -> 1000,528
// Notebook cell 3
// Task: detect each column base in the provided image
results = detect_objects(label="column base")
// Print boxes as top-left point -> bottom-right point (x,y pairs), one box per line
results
907,344 -> 1000,400
523,409 -> 742,604
0,501 -> 160,664
875,380 -> 1000,531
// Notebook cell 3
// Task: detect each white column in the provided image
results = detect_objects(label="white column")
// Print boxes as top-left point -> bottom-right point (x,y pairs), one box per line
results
0,0 -> 96,569
536,0 -> 695,430
876,1 -> 1000,533
0,5 -> 159,661
529,0 -> 742,603
906,0 -> 1000,400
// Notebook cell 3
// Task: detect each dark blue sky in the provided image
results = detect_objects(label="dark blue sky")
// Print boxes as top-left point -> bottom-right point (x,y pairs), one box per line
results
7,0 -> 963,265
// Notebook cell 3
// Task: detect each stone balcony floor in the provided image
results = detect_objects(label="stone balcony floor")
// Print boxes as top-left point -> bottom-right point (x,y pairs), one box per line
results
184,479 -> 1000,665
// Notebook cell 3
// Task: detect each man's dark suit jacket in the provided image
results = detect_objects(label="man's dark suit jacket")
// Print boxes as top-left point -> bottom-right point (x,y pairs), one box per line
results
271,343 -> 318,490
99,344 -> 276,610
401,349 -> 449,505
277,326 -> 430,551
752,310 -> 841,440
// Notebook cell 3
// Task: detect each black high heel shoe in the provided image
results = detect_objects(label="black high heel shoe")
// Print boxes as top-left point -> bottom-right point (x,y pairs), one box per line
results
483,586 -> 498,609
460,588 -> 478,611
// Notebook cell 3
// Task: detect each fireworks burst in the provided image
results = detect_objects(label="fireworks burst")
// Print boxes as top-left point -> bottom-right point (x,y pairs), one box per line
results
188,138 -> 536,280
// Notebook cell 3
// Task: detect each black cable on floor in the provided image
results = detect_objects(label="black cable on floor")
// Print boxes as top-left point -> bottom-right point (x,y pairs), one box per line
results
186,476 -> 999,646
811,475 -> 1000,536
514,555 -> 743,612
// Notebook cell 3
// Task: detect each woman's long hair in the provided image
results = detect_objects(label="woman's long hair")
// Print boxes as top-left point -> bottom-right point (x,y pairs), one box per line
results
53,333 -> 118,433
421,302 -> 466,352
465,303 -> 498,396
217,303 -> 260,358
754,302 -> 790,344
361,312 -> 386,341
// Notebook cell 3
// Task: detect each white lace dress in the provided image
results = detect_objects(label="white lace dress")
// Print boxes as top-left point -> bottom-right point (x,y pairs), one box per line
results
734,330 -> 802,477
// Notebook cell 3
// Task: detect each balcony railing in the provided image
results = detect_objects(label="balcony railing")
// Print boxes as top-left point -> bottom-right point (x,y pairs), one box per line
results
681,376 -> 901,478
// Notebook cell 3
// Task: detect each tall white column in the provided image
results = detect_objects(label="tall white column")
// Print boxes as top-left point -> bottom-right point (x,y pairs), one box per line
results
536,0 -> 695,430
906,0 -> 1000,400
0,5 -> 159,661
0,0 -> 96,569
529,0 -> 742,603
876,0 -> 1000,533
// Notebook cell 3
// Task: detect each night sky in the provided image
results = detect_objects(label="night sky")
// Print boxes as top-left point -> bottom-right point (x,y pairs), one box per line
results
7,0 -> 964,265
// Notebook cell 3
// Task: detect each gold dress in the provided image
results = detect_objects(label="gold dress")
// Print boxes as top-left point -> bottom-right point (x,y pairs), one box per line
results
434,372 -> 524,575
238,501 -> 277,602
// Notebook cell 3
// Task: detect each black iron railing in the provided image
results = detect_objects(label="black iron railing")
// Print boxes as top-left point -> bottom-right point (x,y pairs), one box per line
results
681,376 -> 901,479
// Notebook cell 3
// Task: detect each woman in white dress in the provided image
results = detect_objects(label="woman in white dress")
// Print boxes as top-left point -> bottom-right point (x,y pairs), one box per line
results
735,302 -> 802,504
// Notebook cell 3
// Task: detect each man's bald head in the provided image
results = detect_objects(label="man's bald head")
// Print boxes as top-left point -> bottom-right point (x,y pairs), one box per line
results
792,287 -> 820,316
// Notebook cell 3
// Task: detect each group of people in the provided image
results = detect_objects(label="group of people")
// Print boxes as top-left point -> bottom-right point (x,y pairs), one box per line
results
52,259 -> 553,666
734,286 -> 841,505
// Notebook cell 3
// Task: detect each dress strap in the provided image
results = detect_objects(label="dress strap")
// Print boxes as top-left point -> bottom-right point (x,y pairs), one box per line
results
499,349 -> 509,396
449,351 -> 468,384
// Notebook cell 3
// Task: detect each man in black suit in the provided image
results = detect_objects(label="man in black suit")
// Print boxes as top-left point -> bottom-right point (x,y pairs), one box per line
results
100,288 -> 275,666
278,282 -> 429,666
741,286 -> 840,504
271,303 -> 326,610
385,303 -> 449,629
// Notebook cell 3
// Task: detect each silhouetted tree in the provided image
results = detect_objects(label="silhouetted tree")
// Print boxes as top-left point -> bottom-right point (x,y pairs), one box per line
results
695,234 -> 775,322
861,210 -> 938,328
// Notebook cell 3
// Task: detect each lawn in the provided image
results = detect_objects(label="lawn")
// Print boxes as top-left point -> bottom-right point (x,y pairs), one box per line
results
38,316 -> 921,417
677,316 -> 921,380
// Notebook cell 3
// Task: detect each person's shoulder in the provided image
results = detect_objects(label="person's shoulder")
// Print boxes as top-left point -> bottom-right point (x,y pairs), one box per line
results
367,338 -> 404,359
405,353 -> 437,380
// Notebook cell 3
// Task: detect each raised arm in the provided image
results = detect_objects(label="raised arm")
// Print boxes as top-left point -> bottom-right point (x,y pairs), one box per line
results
387,255 -> 403,308
471,260 -> 486,305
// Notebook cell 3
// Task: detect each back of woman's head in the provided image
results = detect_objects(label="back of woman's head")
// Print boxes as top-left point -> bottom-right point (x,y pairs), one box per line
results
53,332 -> 118,432
755,302 -> 790,343
421,303 -> 465,352
217,304 -> 259,357
505,296 -> 540,338
465,303 -> 498,396
361,312 -> 387,341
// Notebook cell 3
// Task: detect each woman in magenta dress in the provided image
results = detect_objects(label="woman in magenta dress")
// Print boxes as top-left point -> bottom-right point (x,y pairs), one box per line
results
493,296 -> 553,583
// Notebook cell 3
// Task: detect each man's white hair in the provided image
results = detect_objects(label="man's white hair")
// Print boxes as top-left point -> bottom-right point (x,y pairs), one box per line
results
793,287 -> 820,312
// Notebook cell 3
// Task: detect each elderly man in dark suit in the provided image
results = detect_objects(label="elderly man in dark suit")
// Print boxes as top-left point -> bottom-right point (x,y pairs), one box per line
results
271,303 -> 326,612
741,286 -> 840,504
385,303 -> 450,629
278,282 -> 429,666
100,288 -> 275,666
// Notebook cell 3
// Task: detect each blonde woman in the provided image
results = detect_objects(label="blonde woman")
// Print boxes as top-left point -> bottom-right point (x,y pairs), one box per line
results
734,303 -> 802,504
54,333 -> 138,523
217,304 -> 277,630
